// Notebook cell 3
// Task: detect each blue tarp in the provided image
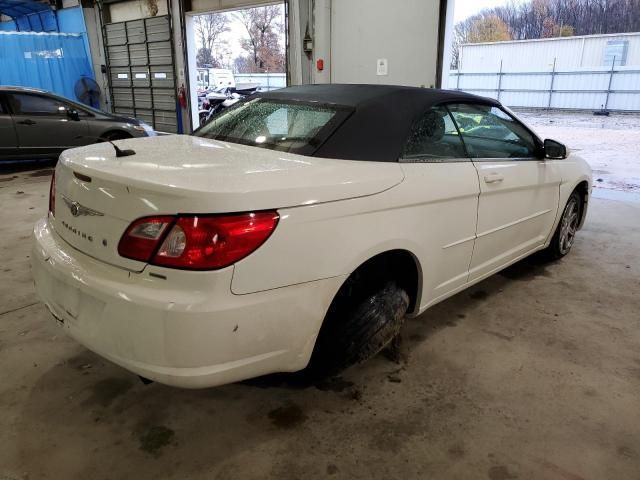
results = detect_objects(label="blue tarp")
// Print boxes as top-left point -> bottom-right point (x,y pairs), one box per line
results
0,31 -> 95,103
0,0 -> 57,32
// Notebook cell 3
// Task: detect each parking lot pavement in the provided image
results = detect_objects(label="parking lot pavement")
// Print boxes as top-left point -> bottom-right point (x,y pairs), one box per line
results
1,166 -> 639,480
520,110 -> 640,193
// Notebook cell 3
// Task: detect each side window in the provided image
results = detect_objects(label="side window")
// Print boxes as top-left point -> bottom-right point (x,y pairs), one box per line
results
448,103 -> 538,159
401,106 -> 467,161
10,93 -> 69,116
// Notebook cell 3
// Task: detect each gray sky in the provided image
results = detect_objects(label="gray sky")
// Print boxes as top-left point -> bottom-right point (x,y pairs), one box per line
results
454,0 -> 517,23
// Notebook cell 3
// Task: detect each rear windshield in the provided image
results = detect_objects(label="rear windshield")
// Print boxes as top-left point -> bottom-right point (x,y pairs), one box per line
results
193,98 -> 351,155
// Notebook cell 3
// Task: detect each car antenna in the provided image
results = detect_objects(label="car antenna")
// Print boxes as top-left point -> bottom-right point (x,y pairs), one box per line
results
75,136 -> 136,157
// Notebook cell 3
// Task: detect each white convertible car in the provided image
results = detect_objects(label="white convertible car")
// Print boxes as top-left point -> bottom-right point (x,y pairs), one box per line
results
32,85 -> 592,388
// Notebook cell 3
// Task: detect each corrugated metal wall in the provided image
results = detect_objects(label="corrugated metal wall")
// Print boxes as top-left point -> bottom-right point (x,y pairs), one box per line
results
453,33 -> 640,111
450,66 -> 640,111
459,33 -> 640,72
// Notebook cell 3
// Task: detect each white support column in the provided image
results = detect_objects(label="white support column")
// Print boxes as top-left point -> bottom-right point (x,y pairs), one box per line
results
184,13 -> 200,129
83,7 -> 109,110
312,0 -> 330,83
440,0 -> 456,89
288,0 -> 303,85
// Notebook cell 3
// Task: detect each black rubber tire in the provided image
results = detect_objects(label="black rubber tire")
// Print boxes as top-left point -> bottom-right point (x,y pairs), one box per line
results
543,191 -> 583,260
307,280 -> 409,378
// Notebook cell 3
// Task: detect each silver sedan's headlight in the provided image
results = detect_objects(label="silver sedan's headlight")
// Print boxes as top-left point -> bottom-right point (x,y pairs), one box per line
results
130,122 -> 156,136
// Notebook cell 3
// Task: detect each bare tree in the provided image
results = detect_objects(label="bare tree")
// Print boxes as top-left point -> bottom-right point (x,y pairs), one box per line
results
235,5 -> 285,73
194,13 -> 230,67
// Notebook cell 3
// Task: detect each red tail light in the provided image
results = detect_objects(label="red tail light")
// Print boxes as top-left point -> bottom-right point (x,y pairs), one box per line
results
118,216 -> 174,262
118,212 -> 279,270
49,172 -> 56,216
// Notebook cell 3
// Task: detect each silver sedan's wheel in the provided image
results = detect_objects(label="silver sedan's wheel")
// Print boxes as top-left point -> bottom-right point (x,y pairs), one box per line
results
558,196 -> 580,255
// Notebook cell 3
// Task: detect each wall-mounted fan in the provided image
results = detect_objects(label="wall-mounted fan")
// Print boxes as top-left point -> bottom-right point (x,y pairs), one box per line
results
75,76 -> 101,108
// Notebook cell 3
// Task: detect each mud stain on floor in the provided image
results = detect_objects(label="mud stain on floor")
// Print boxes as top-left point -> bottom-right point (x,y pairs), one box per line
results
138,425 -> 175,456
470,290 -> 489,300
482,329 -> 514,342
488,464 -> 518,480
500,258 -> 552,281
314,377 -> 354,393
82,378 -> 134,408
267,404 -> 308,429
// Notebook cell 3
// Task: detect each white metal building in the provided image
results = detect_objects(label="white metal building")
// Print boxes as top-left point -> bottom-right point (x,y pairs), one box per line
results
452,32 -> 640,111
458,32 -> 640,72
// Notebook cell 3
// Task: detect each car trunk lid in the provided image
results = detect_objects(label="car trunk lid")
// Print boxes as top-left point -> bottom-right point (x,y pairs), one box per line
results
52,135 -> 404,270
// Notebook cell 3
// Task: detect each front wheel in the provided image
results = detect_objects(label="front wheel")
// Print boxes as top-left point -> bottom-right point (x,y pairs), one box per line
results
544,191 -> 582,260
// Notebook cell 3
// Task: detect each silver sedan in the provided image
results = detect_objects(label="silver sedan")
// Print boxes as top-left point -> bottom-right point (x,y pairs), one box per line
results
0,86 -> 155,161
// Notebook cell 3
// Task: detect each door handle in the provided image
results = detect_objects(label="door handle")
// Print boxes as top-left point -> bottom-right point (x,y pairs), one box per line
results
17,119 -> 36,126
484,173 -> 504,184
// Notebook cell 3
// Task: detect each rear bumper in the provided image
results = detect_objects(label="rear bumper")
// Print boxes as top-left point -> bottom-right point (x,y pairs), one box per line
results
31,216 -> 345,388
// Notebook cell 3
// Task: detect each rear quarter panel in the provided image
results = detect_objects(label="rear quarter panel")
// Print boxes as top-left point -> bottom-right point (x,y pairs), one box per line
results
231,162 -> 481,313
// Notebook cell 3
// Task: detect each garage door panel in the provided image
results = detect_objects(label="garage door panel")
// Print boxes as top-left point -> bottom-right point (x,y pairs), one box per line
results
154,111 -> 178,133
108,45 -> 129,66
152,89 -> 175,110
114,107 -> 134,117
126,20 -> 146,43
150,66 -> 174,87
112,88 -> 134,108
129,44 -> 148,66
145,17 -> 170,42
148,41 -> 172,65
135,109 -> 154,124
134,89 -> 153,109
131,68 -> 150,87
110,67 -> 131,87
105,23 -> 126,45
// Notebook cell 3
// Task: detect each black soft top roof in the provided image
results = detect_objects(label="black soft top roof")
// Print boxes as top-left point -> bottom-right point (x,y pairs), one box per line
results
258,84 -> 500,162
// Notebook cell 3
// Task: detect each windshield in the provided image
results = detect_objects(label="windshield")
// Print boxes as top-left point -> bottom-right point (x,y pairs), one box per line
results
194,98 -> 351,155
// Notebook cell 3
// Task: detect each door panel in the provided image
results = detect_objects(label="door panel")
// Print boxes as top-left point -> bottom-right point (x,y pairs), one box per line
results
401,163 -> 480,304
13,115 -> 88,151
0,95 -> 18,155
8,92 -> 88,152
0,116 -> 17,153
469,160 -> 560,279
399,106 -> 479,304
447,102 -> 562,280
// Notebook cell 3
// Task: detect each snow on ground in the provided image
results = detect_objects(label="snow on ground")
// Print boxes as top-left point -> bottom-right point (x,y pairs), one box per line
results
517,110 -> 640,193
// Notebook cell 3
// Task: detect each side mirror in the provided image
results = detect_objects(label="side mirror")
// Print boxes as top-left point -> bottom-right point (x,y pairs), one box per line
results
544,139 -> 567,159
67,109 -> 80,121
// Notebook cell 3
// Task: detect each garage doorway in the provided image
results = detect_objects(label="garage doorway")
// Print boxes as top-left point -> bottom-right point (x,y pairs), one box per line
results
185,2 -> 288,130
102,14 -> 179,133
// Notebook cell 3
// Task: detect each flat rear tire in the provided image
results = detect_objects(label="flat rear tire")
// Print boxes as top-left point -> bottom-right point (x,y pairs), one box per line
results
307,279 -> 409,378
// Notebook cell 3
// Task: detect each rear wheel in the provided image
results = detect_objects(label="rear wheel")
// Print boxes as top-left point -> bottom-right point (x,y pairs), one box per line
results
307,276 -> 409,378
544,191 -> 582,260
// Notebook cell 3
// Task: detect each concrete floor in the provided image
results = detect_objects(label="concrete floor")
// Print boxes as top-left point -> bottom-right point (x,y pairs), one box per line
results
1,166 -> 639,480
